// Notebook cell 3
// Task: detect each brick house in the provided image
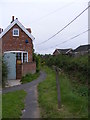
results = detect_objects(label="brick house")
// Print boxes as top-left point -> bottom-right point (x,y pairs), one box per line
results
0,16 -> 36,80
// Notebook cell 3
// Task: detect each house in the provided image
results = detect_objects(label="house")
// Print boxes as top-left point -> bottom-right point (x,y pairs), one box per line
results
53,48 -> 73,56
74,44 -> 90,56
0,16 -> 36,80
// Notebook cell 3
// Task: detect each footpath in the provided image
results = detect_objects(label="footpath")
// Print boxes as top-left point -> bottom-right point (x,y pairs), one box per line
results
3,71 -> 47,118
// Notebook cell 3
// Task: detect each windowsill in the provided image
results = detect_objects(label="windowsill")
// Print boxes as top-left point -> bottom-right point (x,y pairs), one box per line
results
13,35 -> 19,37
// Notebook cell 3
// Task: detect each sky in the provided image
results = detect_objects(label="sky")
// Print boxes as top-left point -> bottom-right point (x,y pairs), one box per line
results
0,0 -> 90,54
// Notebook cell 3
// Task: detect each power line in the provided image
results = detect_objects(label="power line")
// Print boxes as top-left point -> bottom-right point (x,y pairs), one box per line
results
38,29 -> 89,50
37,5 -> 90,46
31,1 -> 74,24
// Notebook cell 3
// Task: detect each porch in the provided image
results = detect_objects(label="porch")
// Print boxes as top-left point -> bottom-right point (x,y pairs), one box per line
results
4,51 -> 36,80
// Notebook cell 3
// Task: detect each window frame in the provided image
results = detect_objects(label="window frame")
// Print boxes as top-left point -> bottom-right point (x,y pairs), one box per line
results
23,53 -> 27,63
21,52 -> 28,63
13,28 -> 19,36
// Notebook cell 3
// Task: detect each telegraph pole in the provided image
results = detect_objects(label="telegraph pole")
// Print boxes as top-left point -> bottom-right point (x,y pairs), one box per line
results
53,66 -> 61,109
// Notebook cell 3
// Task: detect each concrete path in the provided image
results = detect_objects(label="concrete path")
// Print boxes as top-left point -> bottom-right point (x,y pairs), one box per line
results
6,80 -> 21,87
3,71 -> 47,118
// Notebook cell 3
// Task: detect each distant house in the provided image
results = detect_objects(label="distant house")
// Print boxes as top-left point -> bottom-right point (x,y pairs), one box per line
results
53,48 -> 73,56
74,44 -> 90,56
0,16 -> 36,80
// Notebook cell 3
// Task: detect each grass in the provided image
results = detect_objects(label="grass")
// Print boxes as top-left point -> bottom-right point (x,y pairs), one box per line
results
2,90 -> 26,118
38,66 -> 88,118
21,72 -> 40,84
0,93 -> 2,120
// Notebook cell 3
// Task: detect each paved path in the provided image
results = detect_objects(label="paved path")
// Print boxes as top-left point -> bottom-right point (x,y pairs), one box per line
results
3,71 -> 47,118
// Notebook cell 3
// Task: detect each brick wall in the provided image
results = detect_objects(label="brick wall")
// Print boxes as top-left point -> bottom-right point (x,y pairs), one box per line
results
2,24 -> 33,62
22,62 -> 36,76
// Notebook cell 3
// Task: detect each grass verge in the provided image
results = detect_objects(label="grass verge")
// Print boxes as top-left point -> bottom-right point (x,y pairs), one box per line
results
2,90 -> 26,118
38,66 -> 88,118
21,72 -> 40,84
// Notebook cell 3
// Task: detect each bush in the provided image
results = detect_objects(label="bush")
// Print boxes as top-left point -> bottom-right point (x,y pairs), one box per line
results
33,53 -> 40,73
21,72 -> 39,84
41,54 -> 89,84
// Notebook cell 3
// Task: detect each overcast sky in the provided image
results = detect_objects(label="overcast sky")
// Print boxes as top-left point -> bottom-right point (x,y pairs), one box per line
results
0,0 -> 89,54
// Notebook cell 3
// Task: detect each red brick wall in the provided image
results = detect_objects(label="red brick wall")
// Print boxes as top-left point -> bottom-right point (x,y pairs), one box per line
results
22,62 -> 36,76
2,24 -> 33,62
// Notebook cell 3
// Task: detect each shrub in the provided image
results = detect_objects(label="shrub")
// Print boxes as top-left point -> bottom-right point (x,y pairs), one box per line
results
33,53 -> 40,73
41,54 -> 89,84
21,72 -> 39,84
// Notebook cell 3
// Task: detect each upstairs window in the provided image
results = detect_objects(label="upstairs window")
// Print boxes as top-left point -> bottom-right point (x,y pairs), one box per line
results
13,28 -> 19,36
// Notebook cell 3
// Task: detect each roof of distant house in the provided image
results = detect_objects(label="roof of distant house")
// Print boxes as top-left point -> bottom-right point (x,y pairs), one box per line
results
55,48 -> 72,54
74,44 -> 90,52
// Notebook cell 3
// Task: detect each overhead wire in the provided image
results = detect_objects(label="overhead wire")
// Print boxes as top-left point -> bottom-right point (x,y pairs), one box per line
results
31,1 -> 75,24
38,29 -> 89,50
36,5 -> 90,46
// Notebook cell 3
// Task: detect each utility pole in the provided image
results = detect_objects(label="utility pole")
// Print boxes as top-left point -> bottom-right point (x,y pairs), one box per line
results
53,66 -> 61,109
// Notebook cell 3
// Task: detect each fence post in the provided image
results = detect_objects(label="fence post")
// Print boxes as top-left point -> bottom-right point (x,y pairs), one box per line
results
55,66 -> 61,109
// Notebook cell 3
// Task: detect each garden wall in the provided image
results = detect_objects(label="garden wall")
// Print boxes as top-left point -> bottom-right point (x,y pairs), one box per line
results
22,62 -> 36,76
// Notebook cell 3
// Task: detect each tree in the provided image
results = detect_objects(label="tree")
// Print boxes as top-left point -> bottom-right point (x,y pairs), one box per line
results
33,53 -> 40,73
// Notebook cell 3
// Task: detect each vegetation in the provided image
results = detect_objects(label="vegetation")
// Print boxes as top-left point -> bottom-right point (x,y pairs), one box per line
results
38,66 -> 88,118
41,54 -> 89,84
33,53 -> 41,73
2,90 -> 26,118
21,72 -> 40,84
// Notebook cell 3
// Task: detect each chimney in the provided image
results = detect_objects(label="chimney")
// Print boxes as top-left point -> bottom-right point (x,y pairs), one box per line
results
26,28 -> 31,33
0,28 -> 3,34
11,16 -> 14,23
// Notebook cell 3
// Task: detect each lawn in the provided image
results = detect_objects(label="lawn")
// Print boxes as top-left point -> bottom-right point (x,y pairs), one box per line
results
2,90 -> 26,118
0,92 -> 2,120
38,66 -> 88,118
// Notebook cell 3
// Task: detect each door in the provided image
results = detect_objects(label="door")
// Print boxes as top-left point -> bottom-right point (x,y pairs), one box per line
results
4,52 -> 16,80
16,53 -> 22,79
16,60 -> 22,79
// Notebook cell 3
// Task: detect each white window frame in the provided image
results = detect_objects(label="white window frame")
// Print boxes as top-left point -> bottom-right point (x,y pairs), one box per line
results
13,28 -> 19,36
22,52 -> 28,63
21,52 -> 28,63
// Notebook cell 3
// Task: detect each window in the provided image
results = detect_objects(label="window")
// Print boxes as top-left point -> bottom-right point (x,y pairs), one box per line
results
16,52 -> 28,63
23,53 -> 27,63
16,53 -> 21,60
13,28 -> 19,36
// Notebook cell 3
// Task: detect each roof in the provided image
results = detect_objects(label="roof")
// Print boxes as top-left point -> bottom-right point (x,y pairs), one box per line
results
74,44 -> 90,52
0,18 -> 35,40
56,48 -> 72,54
